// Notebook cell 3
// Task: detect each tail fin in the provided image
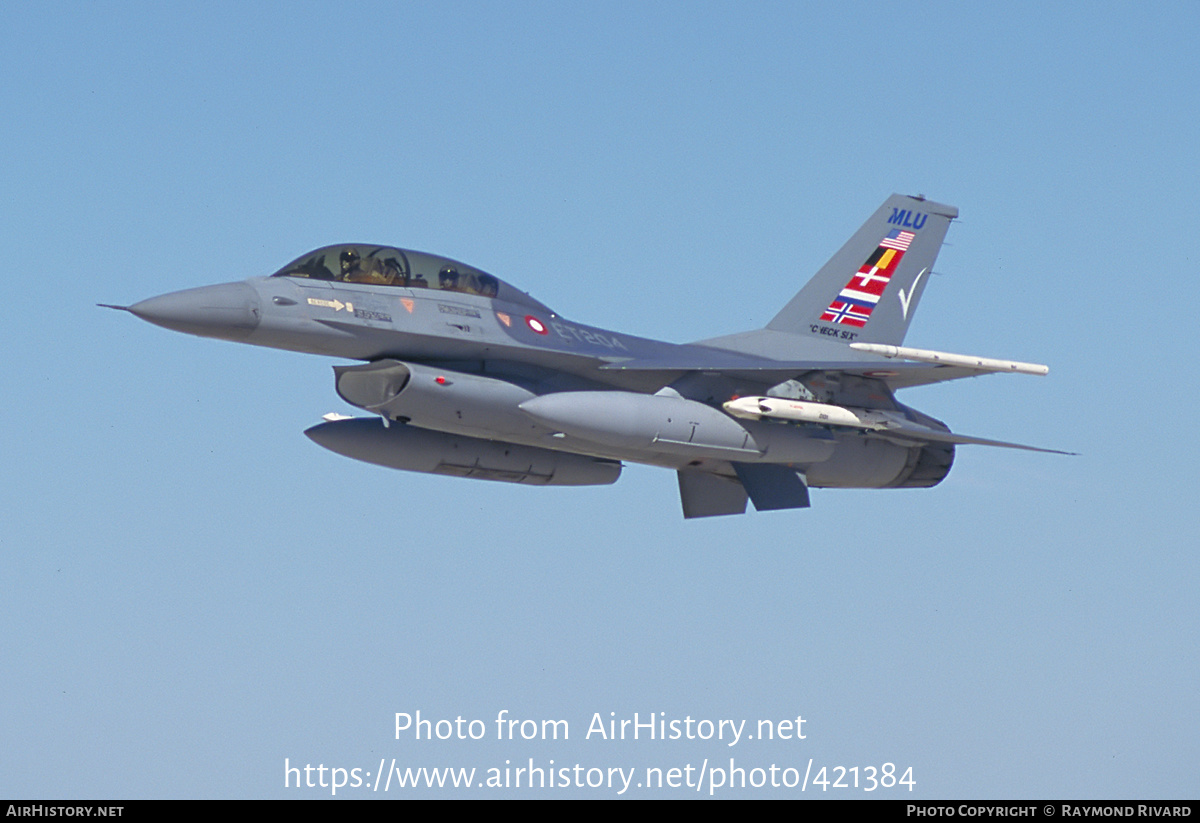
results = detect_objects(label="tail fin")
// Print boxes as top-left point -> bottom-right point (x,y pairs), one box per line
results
767,194 -> 957,345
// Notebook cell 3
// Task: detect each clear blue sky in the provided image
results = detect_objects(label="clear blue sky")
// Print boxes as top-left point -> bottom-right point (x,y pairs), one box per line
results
3,0 -> 1196,798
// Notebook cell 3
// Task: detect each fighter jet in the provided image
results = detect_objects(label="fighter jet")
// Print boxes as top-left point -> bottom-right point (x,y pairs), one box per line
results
107,194 -> 1068,517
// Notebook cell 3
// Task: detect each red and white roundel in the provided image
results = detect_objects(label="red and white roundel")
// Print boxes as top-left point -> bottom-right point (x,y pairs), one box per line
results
525,315 -> 549,335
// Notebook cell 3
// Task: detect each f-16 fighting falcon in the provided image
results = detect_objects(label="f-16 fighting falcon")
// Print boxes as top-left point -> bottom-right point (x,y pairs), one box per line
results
105,194 -> 1069,517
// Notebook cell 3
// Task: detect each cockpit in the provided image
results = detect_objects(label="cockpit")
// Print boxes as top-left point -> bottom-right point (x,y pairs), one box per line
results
270,244 -> 551,311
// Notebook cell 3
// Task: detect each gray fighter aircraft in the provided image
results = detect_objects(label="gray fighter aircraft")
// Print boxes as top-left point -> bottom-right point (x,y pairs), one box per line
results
107,194 -> 1067,517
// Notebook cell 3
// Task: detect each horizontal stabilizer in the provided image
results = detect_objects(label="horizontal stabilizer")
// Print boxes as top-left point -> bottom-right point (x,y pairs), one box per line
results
871,425 -> 1077,455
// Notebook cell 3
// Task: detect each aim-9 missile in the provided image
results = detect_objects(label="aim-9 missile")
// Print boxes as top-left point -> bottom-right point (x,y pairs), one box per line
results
722,396 -> 901,431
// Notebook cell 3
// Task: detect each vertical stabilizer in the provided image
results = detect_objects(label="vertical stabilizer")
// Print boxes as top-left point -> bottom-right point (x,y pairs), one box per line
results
766,194 -> 957,345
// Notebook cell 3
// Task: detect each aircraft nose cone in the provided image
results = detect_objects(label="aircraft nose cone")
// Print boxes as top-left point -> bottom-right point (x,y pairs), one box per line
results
129,282 -> 261,340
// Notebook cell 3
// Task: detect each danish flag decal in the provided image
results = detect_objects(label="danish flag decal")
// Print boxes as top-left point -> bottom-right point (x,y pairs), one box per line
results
820,229 -> 915,328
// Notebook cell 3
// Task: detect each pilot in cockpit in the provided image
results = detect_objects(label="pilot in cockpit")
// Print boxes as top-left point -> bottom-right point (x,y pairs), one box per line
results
438,266 -> 460,291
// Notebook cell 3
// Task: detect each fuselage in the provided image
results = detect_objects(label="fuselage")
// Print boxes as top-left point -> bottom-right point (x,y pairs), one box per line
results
124,242 -> 955,498
114,195 -> 1063,516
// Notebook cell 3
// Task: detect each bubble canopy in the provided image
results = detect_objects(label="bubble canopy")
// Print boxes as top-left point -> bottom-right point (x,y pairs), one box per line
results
270,244 -> 553,312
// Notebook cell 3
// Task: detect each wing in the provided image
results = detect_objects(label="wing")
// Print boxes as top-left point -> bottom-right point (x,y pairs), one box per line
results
599,343 -> 1049,390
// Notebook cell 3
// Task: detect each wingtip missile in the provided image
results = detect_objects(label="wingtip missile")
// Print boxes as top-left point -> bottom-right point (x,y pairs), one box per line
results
849,343 -> 1049,376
